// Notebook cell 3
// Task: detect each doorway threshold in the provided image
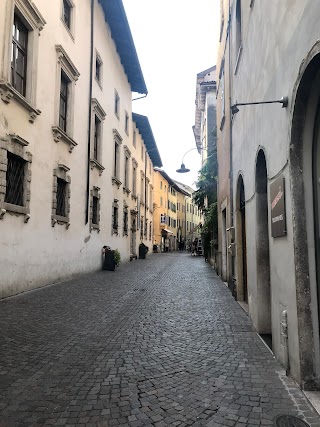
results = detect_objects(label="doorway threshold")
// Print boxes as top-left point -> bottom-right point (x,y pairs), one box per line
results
237,300 -> 249,314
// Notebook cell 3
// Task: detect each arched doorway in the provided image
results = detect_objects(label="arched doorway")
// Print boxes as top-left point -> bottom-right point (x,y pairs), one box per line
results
290,44 -> 320,388
236,175 -> 248,303
255,150 -> 271,347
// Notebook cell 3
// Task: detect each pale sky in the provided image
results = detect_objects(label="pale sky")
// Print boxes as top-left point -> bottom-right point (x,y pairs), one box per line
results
122,0 -> 220,188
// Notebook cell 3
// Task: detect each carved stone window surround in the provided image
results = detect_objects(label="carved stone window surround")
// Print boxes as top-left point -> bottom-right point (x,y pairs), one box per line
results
0,0 -> 46,121
113,128 -> 122,184
90,98 -> 106,169
90,186 -> 100,232
112,199 -> 119,235
61,0 -> 75,40
53,45 -> 80,149
52,163 -> 71,228
0,134 -> 32,220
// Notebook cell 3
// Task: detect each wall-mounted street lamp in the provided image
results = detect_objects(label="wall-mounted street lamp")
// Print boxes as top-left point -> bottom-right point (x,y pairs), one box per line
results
230,96 -> 288,115
176,147 -> 208,173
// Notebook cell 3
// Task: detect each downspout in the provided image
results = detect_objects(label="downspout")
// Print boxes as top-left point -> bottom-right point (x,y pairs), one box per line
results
228,0 -> 235,286
85,0 -> 95,225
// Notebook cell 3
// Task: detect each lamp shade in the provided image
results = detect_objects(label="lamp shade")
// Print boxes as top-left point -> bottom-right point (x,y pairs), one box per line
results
176,163 -> 190,173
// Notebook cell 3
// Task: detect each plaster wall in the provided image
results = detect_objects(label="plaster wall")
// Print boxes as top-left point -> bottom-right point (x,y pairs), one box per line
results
230,0 -> 320,383
0,0 -> 155,298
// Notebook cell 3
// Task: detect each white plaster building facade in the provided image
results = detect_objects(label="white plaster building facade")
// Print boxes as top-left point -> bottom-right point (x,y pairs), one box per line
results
217,0 -> 320,389
0,0 -> 162,299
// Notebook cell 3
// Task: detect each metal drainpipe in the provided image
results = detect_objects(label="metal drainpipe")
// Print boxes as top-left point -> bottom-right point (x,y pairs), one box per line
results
228,0 -> 235,284
85,0 -> 95,225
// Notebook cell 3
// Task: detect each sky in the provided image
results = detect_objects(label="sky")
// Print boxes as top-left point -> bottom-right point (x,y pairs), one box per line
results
122,0 -> 220,189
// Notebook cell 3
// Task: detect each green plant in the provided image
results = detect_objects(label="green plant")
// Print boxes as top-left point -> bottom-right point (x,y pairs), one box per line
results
113,249 -> 121,266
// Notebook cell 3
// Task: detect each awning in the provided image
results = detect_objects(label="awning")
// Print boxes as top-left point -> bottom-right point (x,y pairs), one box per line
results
162,228 -> 173,234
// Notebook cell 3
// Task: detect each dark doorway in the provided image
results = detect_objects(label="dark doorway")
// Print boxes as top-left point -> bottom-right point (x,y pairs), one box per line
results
256,150 -> 272,345
236,176 -> 248,303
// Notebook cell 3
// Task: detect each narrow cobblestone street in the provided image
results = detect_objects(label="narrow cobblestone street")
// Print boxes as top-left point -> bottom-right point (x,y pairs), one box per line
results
1,253 -> 320,427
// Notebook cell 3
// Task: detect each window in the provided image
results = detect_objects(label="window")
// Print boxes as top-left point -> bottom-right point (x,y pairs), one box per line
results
0,134 -> 32,219
146,179 -> 149,208
62,0 -> 71,28
0,2 -> 45,122
234,0 -> 243,72
61,0 -> 74,36
132,159 -> 137,197
140,216 -> 144,240
112,200 -> 119,234
125,111 -> 129,135
149,222 -> 152,241
93,116 -> 100,161
140,172 -> 145,205
95,52 -> 102,86
160,181 -> 162,190
123,205 -> 128,236
90,186 -> 100,231
145,218 -> 148,238
133,130 -> 136,147
123,146 -> 131,193
141,146 -> 144,161
112,129 -> 122,187
149,185 -> 153,210
114,90 -> 120,118
11,15 -> 28,97
59,71 -> 69,132
90,99 -> 106,173
5,153 -> 25,207
52,164 -> 71,227
52,45 -> 80,151
160,196 -> 163,206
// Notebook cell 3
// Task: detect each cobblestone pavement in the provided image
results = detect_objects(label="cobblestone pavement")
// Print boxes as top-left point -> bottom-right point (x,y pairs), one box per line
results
1,253 -> 320,427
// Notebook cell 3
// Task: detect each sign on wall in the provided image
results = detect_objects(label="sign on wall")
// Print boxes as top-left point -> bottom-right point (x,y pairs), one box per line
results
270,176 -> 287,237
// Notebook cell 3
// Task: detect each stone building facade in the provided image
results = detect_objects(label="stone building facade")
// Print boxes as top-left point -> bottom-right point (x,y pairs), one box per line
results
217,0 -> 320,389
0,0 -> 162,298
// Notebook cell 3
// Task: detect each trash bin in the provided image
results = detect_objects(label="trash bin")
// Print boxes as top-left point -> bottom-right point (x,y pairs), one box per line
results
153,244 -> 159,253
103,247 -> 116,271
139,243 -> 149,259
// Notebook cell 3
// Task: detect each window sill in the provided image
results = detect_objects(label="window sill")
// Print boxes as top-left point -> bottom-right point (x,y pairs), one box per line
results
112,228 -> 119,235
52,126 -> 78,153
112,176 -> 122,188
131,194 -> 137,201
52,214 -> 70,229
90,223 -> 100,232
123,186 -> 131,195
0,81 -> 41,123
1,203 -> 30,223
90,158 -> 105,175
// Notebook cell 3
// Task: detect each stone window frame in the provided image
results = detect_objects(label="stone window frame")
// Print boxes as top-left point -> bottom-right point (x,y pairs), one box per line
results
52,45 -> 80,153
112,129 -> 122,188
90,186 -> 100,232
140,171 -> 145,206
144,218 -> 148,239
0,0 -> 46,123
219,58 -> 226,130
61,0 -> 75,40
123,145 -> 131,195
112,199 -> 119,235
149,221 -> 152,241
140,215 -> 144,240
149,184 -> 153,212
146,177 -> 150,210
123,203 -> 129,236
0,134 -> 32,222
90,98 -> 106,175
95,50 -> 103,89
125,110 -> 129,136
52,163 -> 71,228
114,90 -> 120,119
234,0 -> 243,75
131,158 -> 138,200
133,130 -> 136,148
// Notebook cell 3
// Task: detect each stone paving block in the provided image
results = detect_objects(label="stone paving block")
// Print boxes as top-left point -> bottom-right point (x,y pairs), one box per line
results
0,253 -> 319,426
